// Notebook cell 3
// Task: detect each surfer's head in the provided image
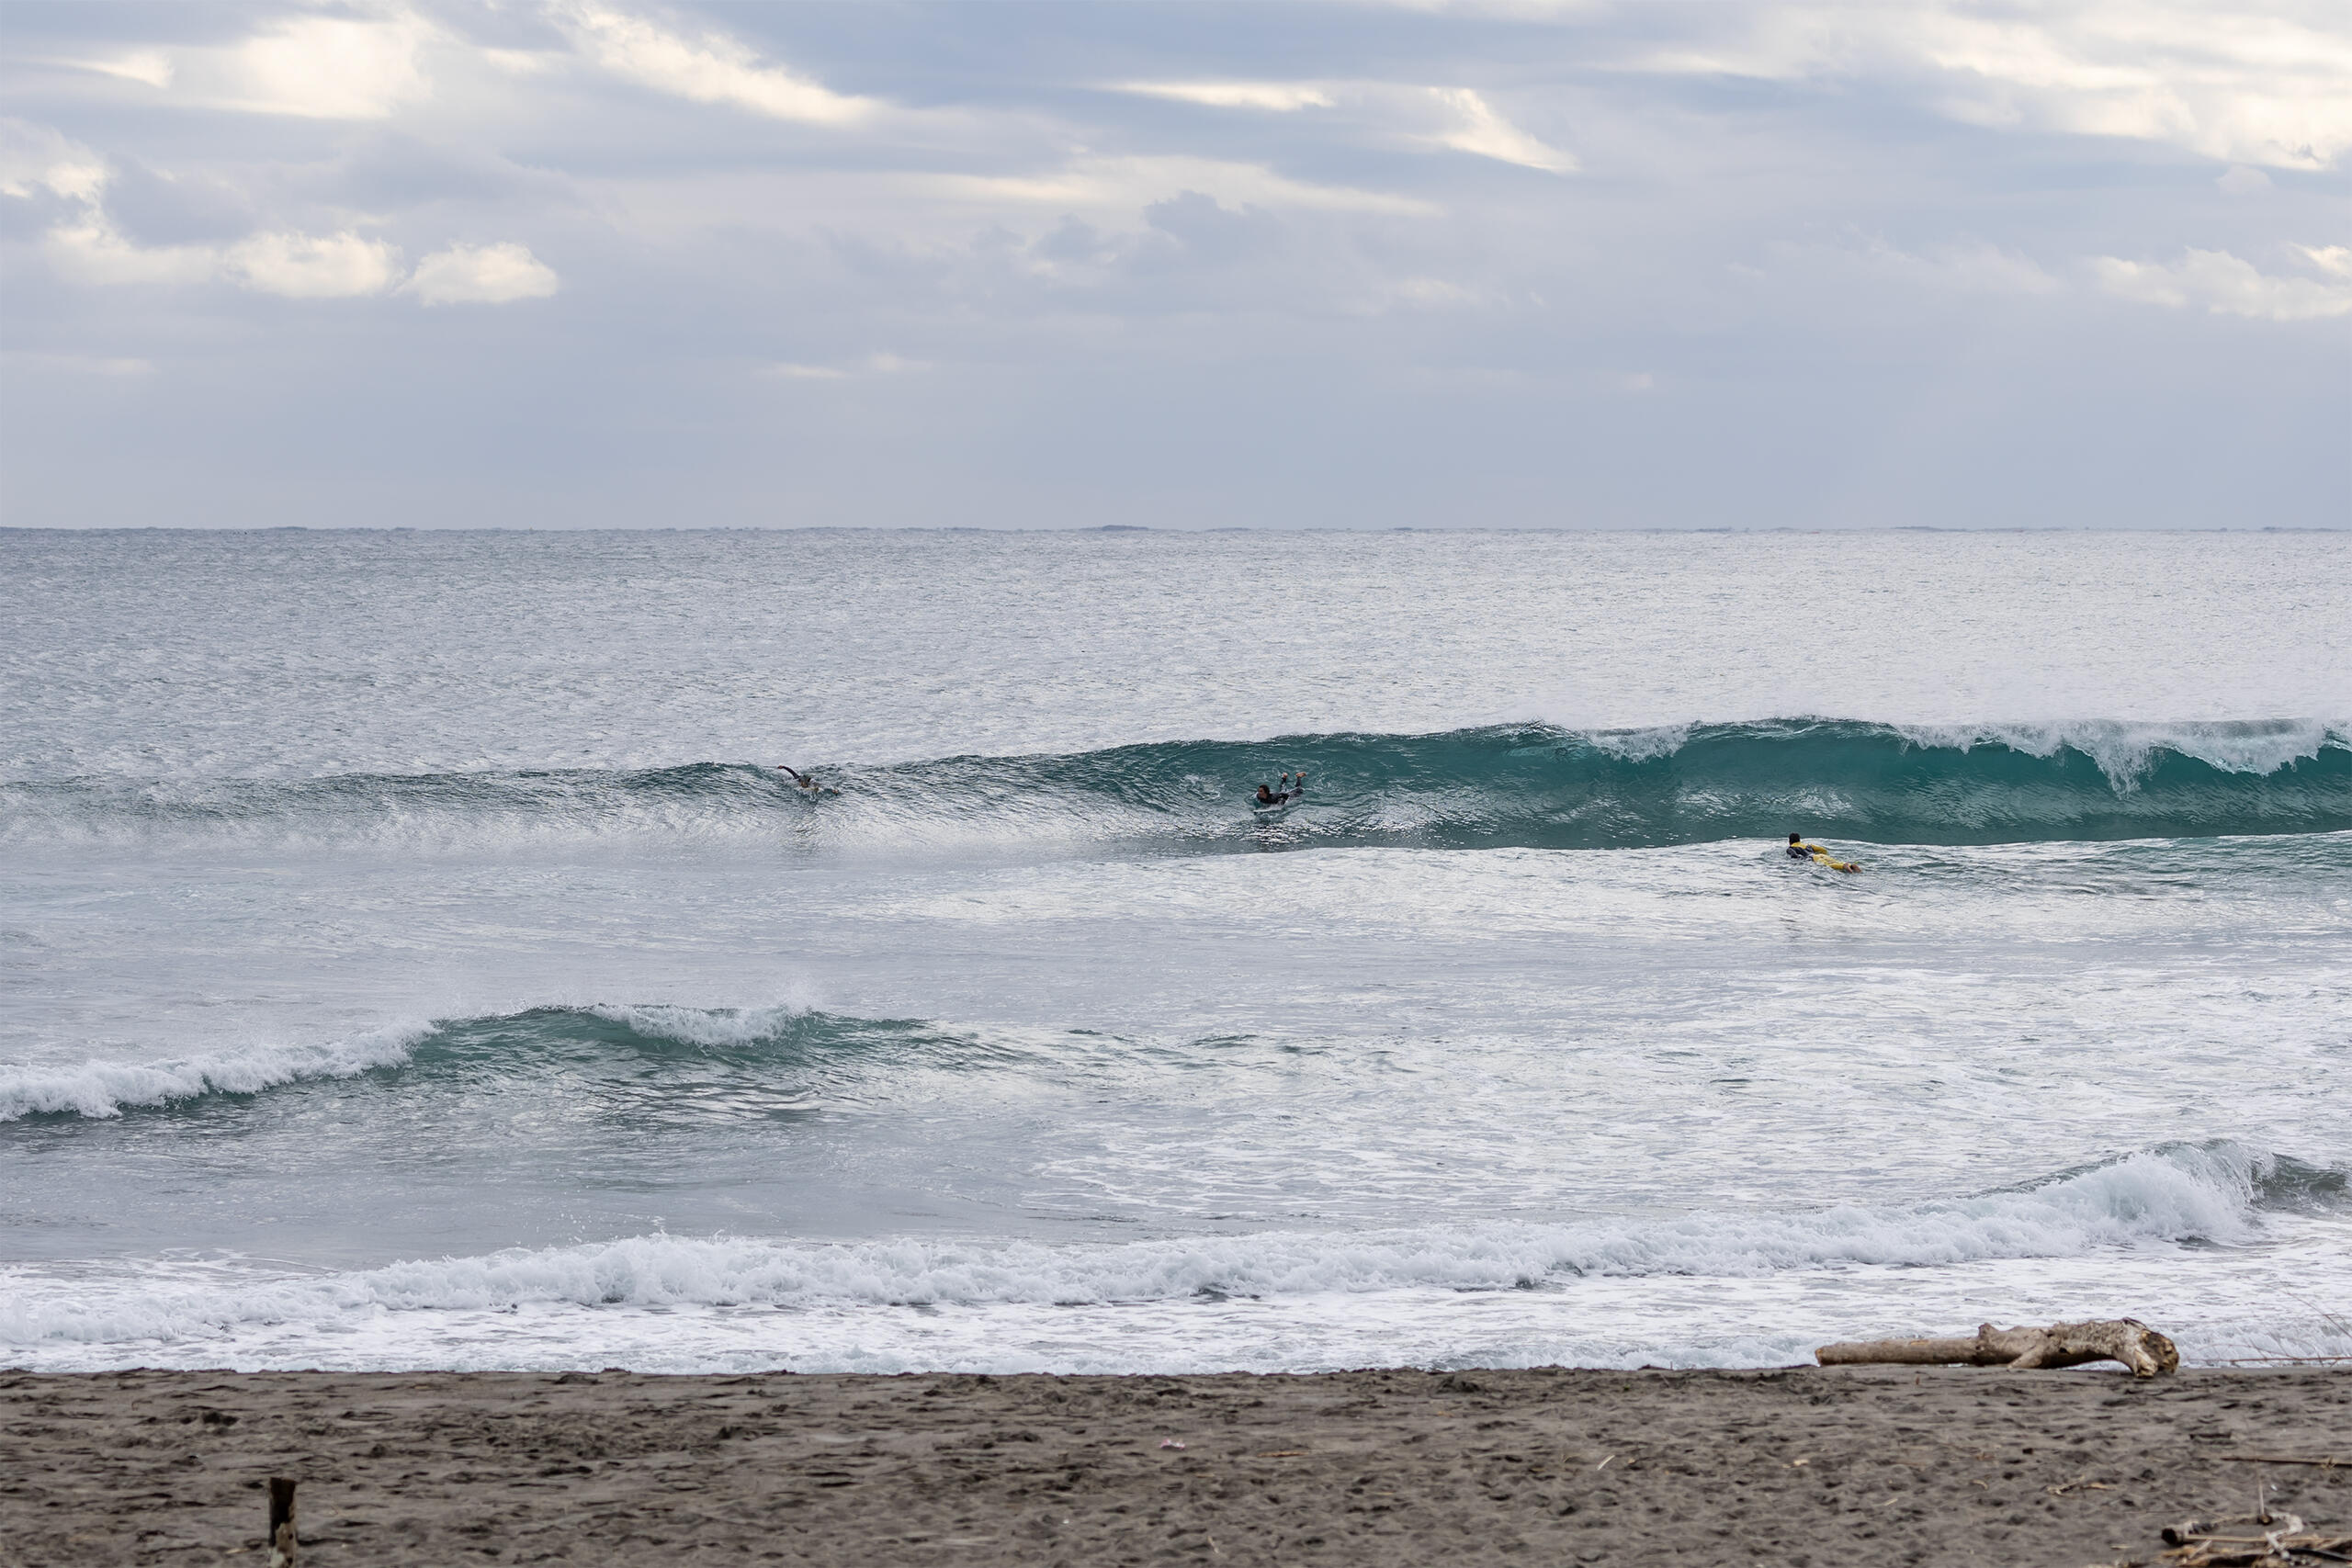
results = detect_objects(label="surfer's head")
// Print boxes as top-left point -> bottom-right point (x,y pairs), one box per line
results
1789,832 -> 1802,844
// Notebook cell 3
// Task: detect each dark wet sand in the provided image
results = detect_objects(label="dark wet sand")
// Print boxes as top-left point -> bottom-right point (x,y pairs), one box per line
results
1,1366 -> 2345,1566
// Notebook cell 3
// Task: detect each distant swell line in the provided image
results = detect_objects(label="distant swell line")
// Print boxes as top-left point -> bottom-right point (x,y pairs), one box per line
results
4,717 -> 2347,852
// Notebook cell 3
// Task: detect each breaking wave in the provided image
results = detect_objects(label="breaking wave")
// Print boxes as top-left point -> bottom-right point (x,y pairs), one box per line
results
0,1005 -> 978,1122
0,1143 -> 2337,1352
6,718 -> 2347,853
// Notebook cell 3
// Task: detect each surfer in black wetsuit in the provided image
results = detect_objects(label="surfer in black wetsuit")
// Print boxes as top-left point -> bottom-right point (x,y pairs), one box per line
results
1255,773 -> 1306,807
779,764 -> 825,795
1786,832 -> 1811,860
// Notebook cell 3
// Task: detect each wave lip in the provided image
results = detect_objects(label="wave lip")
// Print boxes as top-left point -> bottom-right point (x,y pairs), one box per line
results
1892,718 -> 2347,786
0,1024 -> 428,1122
2,1142 -> 2330,1348
0,1004 -> 1001,1124
6,718 -> 2346,854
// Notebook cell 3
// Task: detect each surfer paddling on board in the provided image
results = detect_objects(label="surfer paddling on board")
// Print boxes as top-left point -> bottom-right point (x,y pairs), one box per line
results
1787,832 -> 1861,873
777,764 -> 832,797
1255,773 -> 1306,807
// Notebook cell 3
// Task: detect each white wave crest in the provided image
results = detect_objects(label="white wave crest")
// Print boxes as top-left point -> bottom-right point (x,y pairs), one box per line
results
1894,718 -> 2348,791
1579,723 -> 1695,763
0,1144 -> 2291,1348
584,1002 -> 820,1049
0,1023 -> 428,1122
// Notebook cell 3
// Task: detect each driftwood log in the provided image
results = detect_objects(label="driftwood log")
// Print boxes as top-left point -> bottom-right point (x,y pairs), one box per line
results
1815,1318 -> 2179,1377
2159,1510 -> 2352,1566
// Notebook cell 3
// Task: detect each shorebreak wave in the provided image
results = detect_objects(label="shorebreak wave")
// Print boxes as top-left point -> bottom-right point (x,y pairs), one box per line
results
0,1143 -> 2339,1351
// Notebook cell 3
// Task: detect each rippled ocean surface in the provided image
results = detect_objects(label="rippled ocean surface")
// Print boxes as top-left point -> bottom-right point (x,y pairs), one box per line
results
3,527 -> 2347,1373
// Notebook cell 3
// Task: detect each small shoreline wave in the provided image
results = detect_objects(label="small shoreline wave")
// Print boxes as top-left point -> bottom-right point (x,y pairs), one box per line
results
0,1142 -> 2338,1343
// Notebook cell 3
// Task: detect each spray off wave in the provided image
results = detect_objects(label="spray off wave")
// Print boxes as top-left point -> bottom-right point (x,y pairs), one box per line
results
6,718 -> 2346,854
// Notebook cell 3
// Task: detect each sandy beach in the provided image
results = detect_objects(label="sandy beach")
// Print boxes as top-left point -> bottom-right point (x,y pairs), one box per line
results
2,1365 -> 2343,1566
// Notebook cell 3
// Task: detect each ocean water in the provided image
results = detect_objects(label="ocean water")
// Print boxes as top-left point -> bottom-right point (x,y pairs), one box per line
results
2,526 -> 2347,1374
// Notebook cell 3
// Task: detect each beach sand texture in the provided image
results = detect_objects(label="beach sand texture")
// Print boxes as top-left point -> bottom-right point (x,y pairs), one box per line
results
2,1366 -> 2344,1566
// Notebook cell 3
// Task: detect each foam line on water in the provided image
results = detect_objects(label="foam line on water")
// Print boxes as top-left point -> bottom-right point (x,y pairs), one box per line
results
2,1143 -> 2333,1348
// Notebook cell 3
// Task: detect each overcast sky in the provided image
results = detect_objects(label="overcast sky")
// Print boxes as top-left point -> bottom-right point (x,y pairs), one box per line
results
2,1 -> 2345,529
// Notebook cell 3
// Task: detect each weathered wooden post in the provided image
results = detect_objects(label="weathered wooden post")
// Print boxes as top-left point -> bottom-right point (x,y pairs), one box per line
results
267,1477 -> 298,1567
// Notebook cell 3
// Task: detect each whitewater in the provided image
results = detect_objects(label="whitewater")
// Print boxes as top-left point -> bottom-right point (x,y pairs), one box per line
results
2,526 -> 2347,1375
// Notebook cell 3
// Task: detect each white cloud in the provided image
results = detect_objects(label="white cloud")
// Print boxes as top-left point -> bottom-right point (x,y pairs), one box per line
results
2298,244 -> 2351,279
42,220 -> 220,287
1113,79 -> 1574,172
2086,256 -> 2186,308
1868,238 -> 2060,295
1376,0 -> 1608,13
1768,234 -> 2062,298
2092,248 -> 2352,321
5,123 -> 221,286
6,118 -> 552,305
557,3 -> 875,125
405,242 -> 561,305
481,47 -> 560,78
1381,276 -> 1486,310
1620,4 -> 2352,170
5,351 -> 160,377
0,119 -> 111,204
943,155 -> 1437,218
48,216 -> 403,298
168,14 -> 436,119
45,219 -> 560,303
1424,87 -> 1576,172
762,353 -> 922,379
47,220 -> 565,303
1118,81 -> 1336,112
57,51 -> 176,90
226,231 -> 404,298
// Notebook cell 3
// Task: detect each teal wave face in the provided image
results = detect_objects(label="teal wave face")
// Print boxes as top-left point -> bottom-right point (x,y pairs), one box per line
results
0,1006 -> 988,1125
6,719 -> 2346,852
874,719 -> 2350,849
401,1006 -> 978,1128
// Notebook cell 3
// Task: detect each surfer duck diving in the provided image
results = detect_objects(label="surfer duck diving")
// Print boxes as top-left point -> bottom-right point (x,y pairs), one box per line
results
1787,832 -> 1862,872
1254,773 -> 1306,809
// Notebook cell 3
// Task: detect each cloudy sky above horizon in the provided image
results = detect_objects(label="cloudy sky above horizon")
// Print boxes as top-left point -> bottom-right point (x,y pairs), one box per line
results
2,1 -> 2346,529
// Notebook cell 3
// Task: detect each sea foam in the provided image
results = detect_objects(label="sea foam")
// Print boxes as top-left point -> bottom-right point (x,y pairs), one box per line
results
0,1142 -> 2322,1349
